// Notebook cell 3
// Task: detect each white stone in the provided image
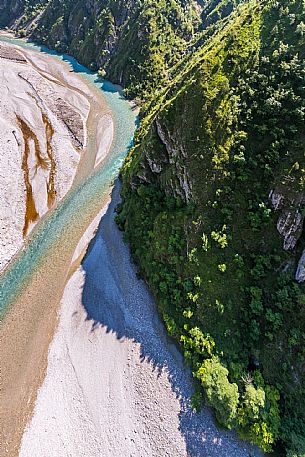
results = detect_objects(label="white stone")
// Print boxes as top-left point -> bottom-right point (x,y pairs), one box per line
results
296,249 -> 305,282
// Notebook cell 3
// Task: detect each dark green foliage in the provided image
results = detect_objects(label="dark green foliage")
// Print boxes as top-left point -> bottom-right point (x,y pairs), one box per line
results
3,0 -> 305,454
119,0 -> 305,454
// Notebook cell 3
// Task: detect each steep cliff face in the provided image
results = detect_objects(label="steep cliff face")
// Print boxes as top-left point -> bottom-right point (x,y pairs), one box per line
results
118,1 -> 305,454
1,0 -> 247,100
2,0 -> 305,454
0,0 -> 25,26
1,0 -> 201,99
0,0 -> 47,27
28,0 -> 139,73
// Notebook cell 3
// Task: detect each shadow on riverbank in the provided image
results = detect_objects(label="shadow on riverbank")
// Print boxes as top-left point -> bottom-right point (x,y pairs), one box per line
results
81,181 -> 261,457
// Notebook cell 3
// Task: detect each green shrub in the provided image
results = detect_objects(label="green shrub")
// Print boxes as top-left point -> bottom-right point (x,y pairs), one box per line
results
196,357 -> 239,428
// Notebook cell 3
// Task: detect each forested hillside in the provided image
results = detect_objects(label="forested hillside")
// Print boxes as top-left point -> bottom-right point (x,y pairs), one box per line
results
2,1 -> 305,455
118,2 -> 305,454
0,0 -> 201,100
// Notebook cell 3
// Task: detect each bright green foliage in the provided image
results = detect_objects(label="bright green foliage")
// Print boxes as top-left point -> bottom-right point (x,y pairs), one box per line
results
181,327 -> 215,365
240,372 -> 281,451
3,0 -> 305,454
118,0 -> 305,454
239,385 -> 265,423
237,385 -> 272,451
211,226 -> 228,249
196,357 -> 239,428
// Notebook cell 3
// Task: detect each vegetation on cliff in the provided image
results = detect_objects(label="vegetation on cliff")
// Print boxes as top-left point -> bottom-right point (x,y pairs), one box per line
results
117,1 -> 305,454
2,0 -> 305,454
3,0 -> 202,101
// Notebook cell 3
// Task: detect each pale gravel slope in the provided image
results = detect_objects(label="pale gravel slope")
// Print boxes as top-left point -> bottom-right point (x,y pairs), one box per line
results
19,185 -> 261,457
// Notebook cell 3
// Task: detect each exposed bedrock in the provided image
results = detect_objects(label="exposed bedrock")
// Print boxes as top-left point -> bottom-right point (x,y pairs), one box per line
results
269,187 -> 305,251
269,186 -> 305,282
136,119 -> 193,204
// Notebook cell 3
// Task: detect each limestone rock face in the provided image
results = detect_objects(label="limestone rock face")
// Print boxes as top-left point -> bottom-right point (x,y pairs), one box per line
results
156,121 -> 187,160
269,189 -> 284,211
155,121 -> 193,203
277,209 -> 303,251
295,249 -> 305,283
135,119 -> 193,204
270,187 -> 305,251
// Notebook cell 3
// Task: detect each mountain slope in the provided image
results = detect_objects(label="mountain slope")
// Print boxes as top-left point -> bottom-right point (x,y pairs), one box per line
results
117,1 -> 305,454
2,0 -> 305,455
0,0 -> 201,100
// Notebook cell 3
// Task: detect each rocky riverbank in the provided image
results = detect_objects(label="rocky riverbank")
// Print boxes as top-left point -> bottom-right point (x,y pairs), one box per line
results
19,185 -> 261,457
0,38 -> 114,456
0,36 -> 113,272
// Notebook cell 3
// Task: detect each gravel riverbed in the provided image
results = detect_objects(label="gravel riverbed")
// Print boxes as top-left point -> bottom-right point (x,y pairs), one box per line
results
19,184 -> 262,457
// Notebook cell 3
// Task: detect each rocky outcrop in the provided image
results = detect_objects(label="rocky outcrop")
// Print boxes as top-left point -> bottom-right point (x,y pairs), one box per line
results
135,119 -> 193,203
269,187 -> 305,251
155,120 -> 193,203
269,189 -> 284,211
276,209 -> 303,251
295,249 -> 305,282
156,121 -> 187,160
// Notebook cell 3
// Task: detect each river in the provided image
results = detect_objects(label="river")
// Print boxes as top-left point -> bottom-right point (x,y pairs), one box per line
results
0,35 -> 137,456
0,36 -> 261,457
0,34 -> 137,315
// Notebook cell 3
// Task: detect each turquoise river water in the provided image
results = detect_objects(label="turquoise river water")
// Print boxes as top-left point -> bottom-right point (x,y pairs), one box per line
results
0,36 -> 137,317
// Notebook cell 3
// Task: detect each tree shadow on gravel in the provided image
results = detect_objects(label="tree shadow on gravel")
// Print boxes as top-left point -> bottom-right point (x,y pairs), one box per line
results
80,181 -> 260,457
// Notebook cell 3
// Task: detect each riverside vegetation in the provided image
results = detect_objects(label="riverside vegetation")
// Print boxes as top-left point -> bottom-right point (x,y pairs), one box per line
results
2,0 -> 305,454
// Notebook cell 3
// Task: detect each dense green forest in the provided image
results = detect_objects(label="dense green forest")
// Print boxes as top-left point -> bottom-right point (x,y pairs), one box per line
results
2,0 -> 305,455
118,2 -> 305,454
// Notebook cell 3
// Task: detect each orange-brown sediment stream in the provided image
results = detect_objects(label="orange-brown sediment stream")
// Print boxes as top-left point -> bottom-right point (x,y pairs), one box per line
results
42,113 -> 56,208
0,39 -> 114,457
18,112 -> 58,236
18,116 -> 41,237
